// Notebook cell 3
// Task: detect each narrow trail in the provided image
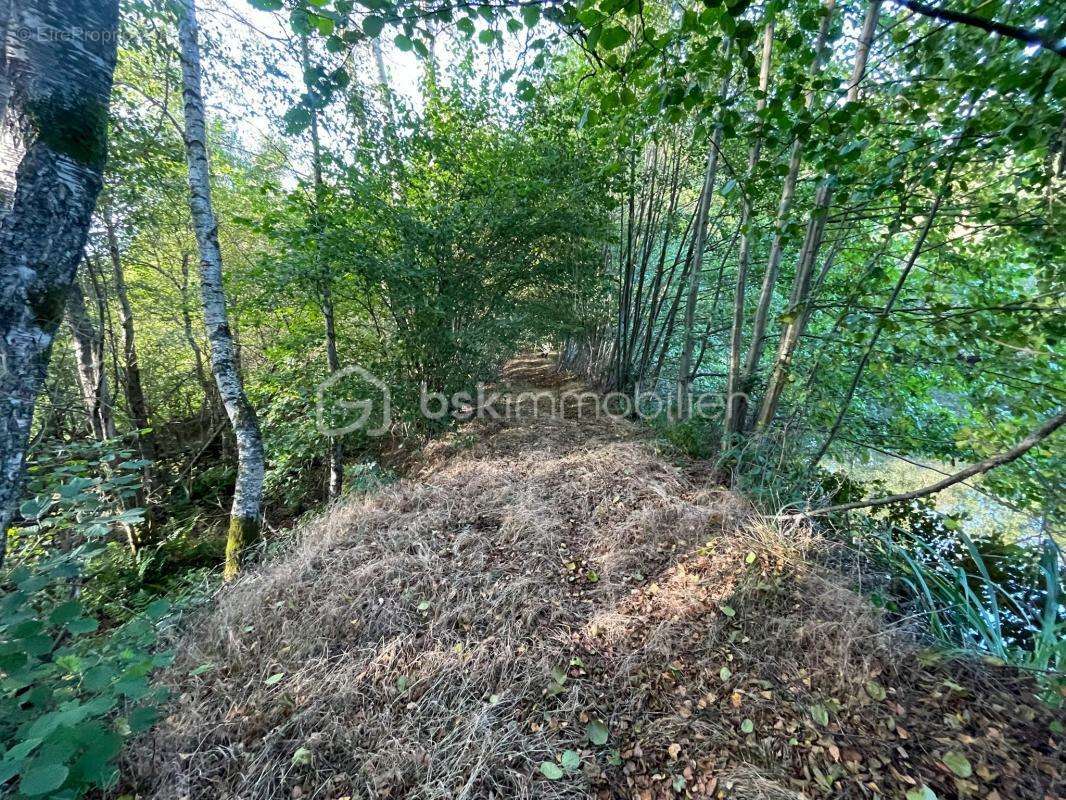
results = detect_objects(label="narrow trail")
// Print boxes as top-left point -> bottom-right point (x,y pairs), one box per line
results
129,355 -> 1062,800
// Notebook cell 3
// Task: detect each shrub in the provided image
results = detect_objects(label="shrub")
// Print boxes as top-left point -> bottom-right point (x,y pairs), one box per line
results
1,439 -> 171,797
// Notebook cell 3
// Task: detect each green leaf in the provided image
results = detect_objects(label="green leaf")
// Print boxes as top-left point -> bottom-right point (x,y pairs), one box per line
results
394,34 -> 413,51
66,617 -> 99,635
22,634 -> 54,657
905,787 -> 937,800
82,664 -> 116,690
864,681 -> 886,701
362,15 -> 385,36
809,703 -> 829,726
942,750 -> 972,778
719,666 -> 732,681
0,761 -> 19,784
2,737 -> 43,762
539,761 -> 564,780
478,29 -> 496,44
49,600 -> 83,626
522,5 -> 540,27
19,764 -> 69,796
720,604 -> 736,617
249,0 -> 284,9
586,720 -> 609,745
560,749 -> 581,771
264,673 -> 286,686
740,718 -> 754,734
309,13 -> 334,35
292,746 -> 313,766
599,25 -> 630,50
146,599 -> 170,621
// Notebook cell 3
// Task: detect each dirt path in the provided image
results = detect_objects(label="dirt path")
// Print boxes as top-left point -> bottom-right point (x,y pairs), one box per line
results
129,355 -> 1062,800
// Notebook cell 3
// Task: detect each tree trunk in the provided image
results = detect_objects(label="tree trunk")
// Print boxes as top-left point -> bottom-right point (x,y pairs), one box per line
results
738,0 -> 836,414
177,0 -> 265,580
300,37 -> 344,500
676,46 -> 732,417
0,0 -> 120,566
753,0 -> 881,431
104,212 -> 155,461
723,16 -> 775,442
65,279 -> 115,440
754,180 -> 833,428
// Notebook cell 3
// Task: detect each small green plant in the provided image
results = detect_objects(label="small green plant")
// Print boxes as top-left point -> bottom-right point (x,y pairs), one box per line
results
862,510 -> 1064,702
656,415 -> 720,459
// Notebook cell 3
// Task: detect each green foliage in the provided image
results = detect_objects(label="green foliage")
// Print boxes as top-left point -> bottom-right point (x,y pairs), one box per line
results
2,441 -> 170,798
860,507 -> 1065,699
12,439 -> 147,562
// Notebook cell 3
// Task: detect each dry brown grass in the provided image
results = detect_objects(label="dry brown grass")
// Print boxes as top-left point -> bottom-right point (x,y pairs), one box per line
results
126,355 -> 1063,800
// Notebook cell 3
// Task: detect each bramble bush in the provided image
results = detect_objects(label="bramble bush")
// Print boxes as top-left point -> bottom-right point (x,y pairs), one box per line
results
1,441 -> 171,798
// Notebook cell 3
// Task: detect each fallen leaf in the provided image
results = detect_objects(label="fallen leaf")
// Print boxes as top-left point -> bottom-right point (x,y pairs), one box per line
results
942,750 -> 972,778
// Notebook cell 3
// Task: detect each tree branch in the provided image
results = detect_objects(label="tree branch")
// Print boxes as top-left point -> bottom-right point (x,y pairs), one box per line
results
806,410 -> 1066,516
891,0 -> 1066,57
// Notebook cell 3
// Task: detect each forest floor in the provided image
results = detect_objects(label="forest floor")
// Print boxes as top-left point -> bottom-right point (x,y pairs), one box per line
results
126,355 -> 1062,800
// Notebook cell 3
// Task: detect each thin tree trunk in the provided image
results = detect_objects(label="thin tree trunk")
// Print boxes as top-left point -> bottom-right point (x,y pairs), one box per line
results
301,36 -> 344,500
177,0 -> 265,580
65,279 -> 116,441
739,0 -> 836,411
754,180 -> 833,428
178,250 -> 215,420
0,0 -> 120,566
806,411 -> 1066,517
723,16 -> 775,442
104,212 -> 155,461
754,0 -> 880,430
676,47 -> 732,417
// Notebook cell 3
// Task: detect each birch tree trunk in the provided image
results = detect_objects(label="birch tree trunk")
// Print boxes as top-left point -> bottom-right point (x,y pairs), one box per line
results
0,0 -> 120,565
176,0 -> 265,580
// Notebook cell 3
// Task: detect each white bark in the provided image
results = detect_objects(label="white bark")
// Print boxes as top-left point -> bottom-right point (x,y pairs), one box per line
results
176,0 -> 264,550
0,0 -> 119,564
65,278 -> 115,440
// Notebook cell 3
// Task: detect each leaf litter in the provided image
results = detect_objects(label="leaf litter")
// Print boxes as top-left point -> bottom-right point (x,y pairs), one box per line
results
126,355 -> 1063,799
